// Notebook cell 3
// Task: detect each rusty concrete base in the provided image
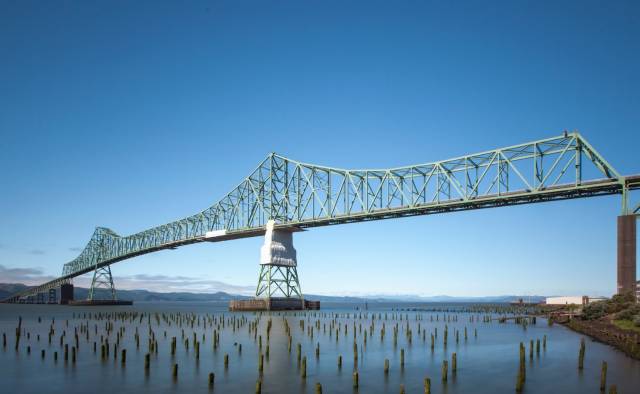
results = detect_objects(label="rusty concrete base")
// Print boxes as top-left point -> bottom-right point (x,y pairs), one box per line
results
229,297 -> 320,311
617,215 -> 637,296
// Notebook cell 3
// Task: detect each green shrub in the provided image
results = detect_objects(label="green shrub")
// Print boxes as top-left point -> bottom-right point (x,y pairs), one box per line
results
615,306 -> 639,321
582,301 -> 608,320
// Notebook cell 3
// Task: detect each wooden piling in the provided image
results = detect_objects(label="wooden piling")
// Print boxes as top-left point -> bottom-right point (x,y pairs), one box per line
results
353,371 -> 359,389
255,379 -> 262,394
578,338 -> 585,370
452,352 -> 457,373
441,360 -> 448,382
424,377 -> 431,394
384,358 -> 389,374
600,361 -> 607,392
302,356 -> 307,378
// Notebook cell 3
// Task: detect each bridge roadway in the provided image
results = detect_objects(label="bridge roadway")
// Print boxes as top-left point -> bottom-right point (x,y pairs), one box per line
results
3,132 -> 639,303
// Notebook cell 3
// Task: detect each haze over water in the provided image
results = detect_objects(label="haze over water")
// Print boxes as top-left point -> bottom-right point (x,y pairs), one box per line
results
1,302 -> 639,393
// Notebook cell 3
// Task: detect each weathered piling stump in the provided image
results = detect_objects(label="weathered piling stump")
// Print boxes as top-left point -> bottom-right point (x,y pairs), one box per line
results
172,363 -> 178,380
441,360 -> 448,382
315,382 -> 322,394
353,371 -> 359,389
384,358 -> 389,374
302,356 -> 307,378
255,379 -> 262,394
600,361 -> 607,392
452,353 -> 457,374
424,377 -> 431,394
208,372 -> 215,388
578,338 -> 586,370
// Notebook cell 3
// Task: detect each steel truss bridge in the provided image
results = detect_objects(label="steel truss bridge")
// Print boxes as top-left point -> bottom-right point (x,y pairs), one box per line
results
4,132 -> 640,303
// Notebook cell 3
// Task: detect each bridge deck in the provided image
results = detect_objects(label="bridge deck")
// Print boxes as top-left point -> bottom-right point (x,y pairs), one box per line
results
3,133 -> 639,303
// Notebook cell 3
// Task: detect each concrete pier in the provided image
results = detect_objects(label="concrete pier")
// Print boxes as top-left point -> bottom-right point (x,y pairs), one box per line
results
617,215 -> 636,296
229,298 -> 320,311
60,284 -> 74,305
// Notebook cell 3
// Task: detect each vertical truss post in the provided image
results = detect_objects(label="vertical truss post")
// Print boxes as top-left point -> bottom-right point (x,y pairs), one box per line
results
575,138 -> 582,186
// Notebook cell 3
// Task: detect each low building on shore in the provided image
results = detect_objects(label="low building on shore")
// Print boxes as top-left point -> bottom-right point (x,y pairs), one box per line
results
545,295 -> 606,306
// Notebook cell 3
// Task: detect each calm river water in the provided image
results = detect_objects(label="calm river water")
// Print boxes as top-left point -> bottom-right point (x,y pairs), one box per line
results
1,302 -> 638,393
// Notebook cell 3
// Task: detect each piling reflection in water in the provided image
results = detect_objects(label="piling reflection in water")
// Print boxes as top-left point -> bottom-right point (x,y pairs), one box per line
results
1,302 -> 639,393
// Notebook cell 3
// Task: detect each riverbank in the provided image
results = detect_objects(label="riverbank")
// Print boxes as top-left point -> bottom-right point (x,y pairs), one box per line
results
563,317 -> 640,360
550,293 -> 640,360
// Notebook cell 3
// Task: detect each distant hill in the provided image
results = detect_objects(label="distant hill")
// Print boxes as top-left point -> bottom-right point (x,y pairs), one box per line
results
0,283 -> 30,299
0,282 -> 545,303
0,283 -> 249,302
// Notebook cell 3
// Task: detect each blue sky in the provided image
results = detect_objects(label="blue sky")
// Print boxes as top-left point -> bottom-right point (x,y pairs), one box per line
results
1,1 -> 638,297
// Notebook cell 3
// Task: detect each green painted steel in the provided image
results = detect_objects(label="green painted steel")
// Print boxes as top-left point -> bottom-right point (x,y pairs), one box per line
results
4,132 -> 639,303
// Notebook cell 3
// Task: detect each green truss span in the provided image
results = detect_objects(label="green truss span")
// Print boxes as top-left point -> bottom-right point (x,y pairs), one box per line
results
4,132 -> 640,302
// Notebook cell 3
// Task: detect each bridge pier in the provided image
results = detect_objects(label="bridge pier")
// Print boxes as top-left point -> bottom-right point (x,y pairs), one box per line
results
60,283 -> 74,304
88,265 -> 117,301
255,220 -> 304,309
617,215 -> 636,297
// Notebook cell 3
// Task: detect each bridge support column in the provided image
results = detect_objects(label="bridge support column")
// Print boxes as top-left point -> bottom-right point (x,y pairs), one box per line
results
60,283 -> 74,304
255,220 -> 304,309
617,215 -> 636,297
89,265 -> 117,301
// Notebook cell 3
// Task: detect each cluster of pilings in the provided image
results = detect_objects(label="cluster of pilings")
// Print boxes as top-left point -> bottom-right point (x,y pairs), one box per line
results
0,306 -> 625,392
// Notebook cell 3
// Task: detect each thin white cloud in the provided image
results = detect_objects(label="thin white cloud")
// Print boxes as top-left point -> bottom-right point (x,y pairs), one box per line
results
73,273 -> 254,295
0,264 -> 55,285
0,264 -> 253,295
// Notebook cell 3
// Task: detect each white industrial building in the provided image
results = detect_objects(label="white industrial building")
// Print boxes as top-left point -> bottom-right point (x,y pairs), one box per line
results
545,296 -> 606,306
